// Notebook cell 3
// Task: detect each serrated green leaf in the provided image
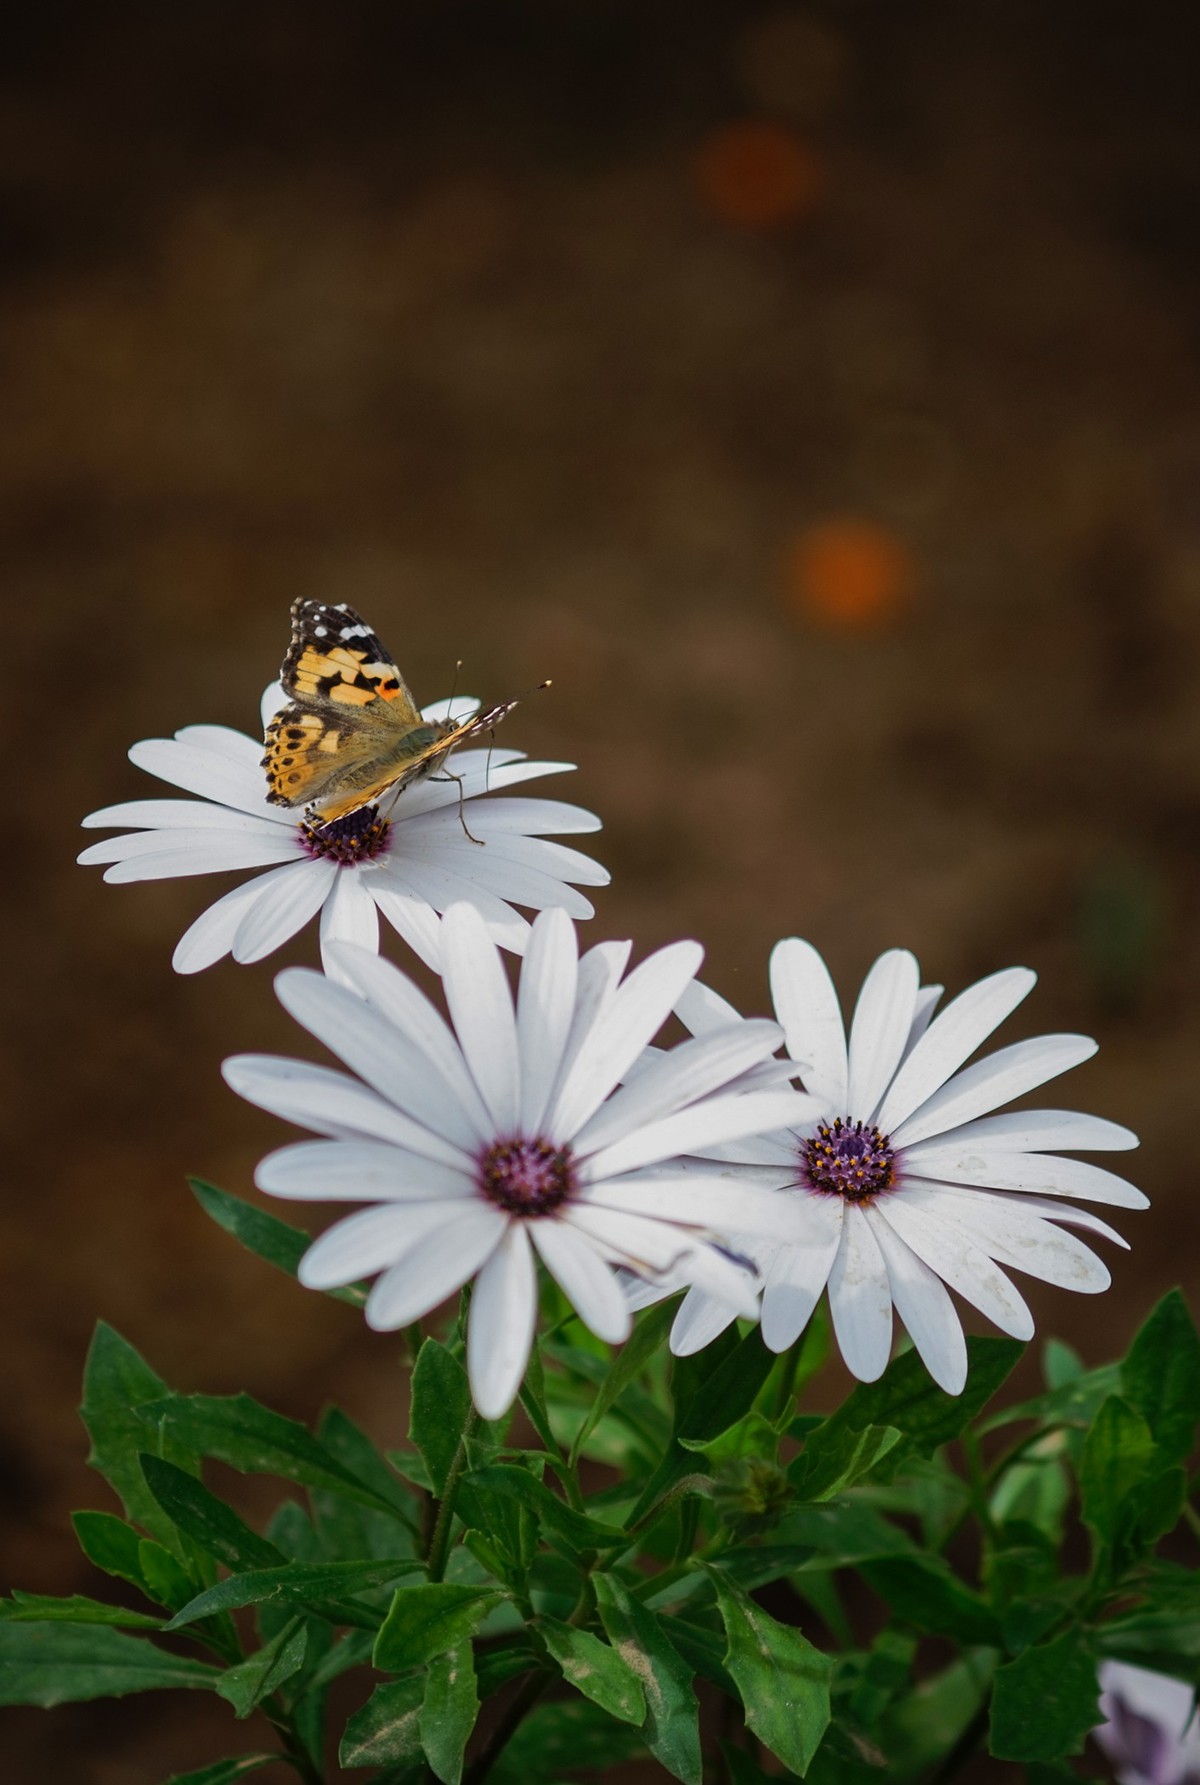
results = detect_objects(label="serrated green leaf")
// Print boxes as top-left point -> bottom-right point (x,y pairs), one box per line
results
0,1593 -> 162,1629
0,1621 -> 218,1707
463,1465 -> 624,1551
189,1177 -> 366,1305
707,1567 -> 833,1776
475,1637 -> 538,1700
167,1558 -> 422,1629
411,1339 -> 473,1497
374,1583 -> 507,1673
569,1301 -> 676,1466
861,1556 -> 1001,1644
790,1423 -> 902,1501
314,1406 -> 418,1562
340,1673 -> 425,1767
138,1541 -> 199,1615
1079,1395 -> 1155,1546
1121,1289 -> 1200,1468
656,1616 -> 735,1695
879,1649 -> 996,1778
491,1696 -> 648,1781
137,1392 -> 398,1514
593,1573 -> 702,1784
818,1336 -> 1022,1465
139,1455 -> 285,1573
981,1362 -> 1121,1435
162,1756 -> 279,1785
990,1627 -> 1099,1761
216,1617 -> 307,1719
774,1499 -> 916,1570
71,1511 -> 155,1598
539,1616 -> 646,1724
421,1641 -> 479,1785
79,1324 -> 197,1560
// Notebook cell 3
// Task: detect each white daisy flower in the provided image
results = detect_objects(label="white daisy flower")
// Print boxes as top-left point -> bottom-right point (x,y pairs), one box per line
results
1094,1660 -> 1200,1785
222,904 -> 821,1419
79,684 -> 608,975
635,940 -> 1144,1395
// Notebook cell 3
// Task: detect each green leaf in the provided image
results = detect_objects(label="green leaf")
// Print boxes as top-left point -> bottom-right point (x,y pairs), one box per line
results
421,1641 -> 479,1785
72,1511 -> 155,1597
539,1616 -> 646,1725
189,1177 -> 365,1305
656,1616 -> 735,1695
1121,1289 -> 1200,1468
340,1674 -> 425,1767
475,1637 -> 538,1700
463,1465 -> 625,1551
879,1651 -> 996,1778
215,1617 -> 307,1718
593,1573 -> 702,1785
774,1500 -> 916,1571
990,1627 -> 1099,1761
676,1327 -> 777,1448
1079,1395 -> 1155,1545
860,1556 -> 1001,1644
707,1567 -> 833,1776
374,1583 -> 507,1673
0,1621 -> 218,1707
79,1324 -> 197,1560
138,1541 -> 198,1615
569,1302 -> 676,1466
0,1593 -> 162,1629
162,1758 -> 279,1785
790,1423 -> 903,1501
139,1455 -> 285,1572
166,1558 -> 423,1629
981,1362 -> 1121,1435
411,1339 -> 473,1497
137,1392 -> 399,1513
816,1336 -> 1023,1467
491,1698 -> 647,1781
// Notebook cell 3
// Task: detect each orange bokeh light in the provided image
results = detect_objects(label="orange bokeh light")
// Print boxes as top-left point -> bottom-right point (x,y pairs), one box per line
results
693,119 -> 823,230
783,519 -> 915,627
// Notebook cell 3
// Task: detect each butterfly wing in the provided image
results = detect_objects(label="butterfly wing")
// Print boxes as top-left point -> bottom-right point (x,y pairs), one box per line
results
301,697 -> 526,824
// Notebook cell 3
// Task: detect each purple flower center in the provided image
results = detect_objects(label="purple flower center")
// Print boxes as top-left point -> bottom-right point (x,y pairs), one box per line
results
480,1138 -> 575,1216
800,1117 -> 896,1203
300,806 -> 392,865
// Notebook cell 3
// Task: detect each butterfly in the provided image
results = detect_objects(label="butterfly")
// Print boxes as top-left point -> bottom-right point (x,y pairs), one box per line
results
262,599 -> 526,825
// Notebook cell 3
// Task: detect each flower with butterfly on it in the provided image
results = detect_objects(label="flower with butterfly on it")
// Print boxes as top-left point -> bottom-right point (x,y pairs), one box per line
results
628,939 -> 1145,1394
223,904 -> 824,1419
80,600 -> 608,976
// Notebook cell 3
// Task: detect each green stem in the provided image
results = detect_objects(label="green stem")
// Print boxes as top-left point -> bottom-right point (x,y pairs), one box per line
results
263,1702 -> 322,1785
426,1408 -> 481,1583
464,1583 -> 592,1784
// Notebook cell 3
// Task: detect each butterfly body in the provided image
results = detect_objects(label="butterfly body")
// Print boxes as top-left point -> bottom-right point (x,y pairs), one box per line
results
263,599 -> 519,822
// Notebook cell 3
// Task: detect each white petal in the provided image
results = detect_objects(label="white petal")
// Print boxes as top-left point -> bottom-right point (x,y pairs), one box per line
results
365,1205 -> 507,1329
669,1287 -> 743,1355
379,855 -> 535,947
467,1224 -> 539,1418
674,978 -> 745,1038
261,681 -> 288,728
275,966 -> 484,1154
582,1090 -> 818,1179
826,1206 -> 893,1381
546,941 -> 706,1142
173,870 -> 296,974
672,1243 -> 762,1320
88,832 -> 300,879
891,1034 -> 1098,1149
299,1202 -> 449,1288
422,696 -> 482,724
402,840 -> 597,918
867,1213 -> 967,1394
128,735 -> 275,816
847,949 -> 920,1122
575,1022 -> 784,1157
440,903 -> 519,1132
256,1140 -> 477,1202
81,799 -> 291,832
425,834 -> 609,889
223,1053 -> 471,1164
581,1177 -> 788,1238
395,755 -> 573,819
769,938 -> 847,1108
903,985 -> 943,1059
531,1221 -> 630,1343
913,1109 -> 1138,1154
545,940 -> 631,1111
322,944 -> 494,1141
231,859 -> 338,962
901,1183 -> 1112,1294
516,908 -> 578,1133
875,967 -> 1038,1136
758,1196 -> 844,1352
900,1150 -> 1147,1210
319,871 -> 380,981
175,724 -> 265,769
563,1204 -> 694,1274
369,883 -> 444,973
875,1196 -> 1035,1339
984,1192 -> 1130,1248
419,797 -> 599,836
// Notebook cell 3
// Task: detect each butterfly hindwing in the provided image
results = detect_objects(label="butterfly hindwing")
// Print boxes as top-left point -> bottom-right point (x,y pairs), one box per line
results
280,599 -> 423,718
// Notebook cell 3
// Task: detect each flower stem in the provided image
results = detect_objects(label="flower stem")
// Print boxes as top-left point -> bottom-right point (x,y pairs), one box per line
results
426,1407 -> 481,1583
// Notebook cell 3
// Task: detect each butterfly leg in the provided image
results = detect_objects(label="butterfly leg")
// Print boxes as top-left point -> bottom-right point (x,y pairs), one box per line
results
431,771 -> 485,845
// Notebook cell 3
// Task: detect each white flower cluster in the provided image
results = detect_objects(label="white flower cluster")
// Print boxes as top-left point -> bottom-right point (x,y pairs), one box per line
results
82,669 -> 1145,1417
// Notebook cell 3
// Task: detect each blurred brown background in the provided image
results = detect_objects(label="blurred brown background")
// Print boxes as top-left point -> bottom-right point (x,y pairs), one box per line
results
5,1 -> 1200,1778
